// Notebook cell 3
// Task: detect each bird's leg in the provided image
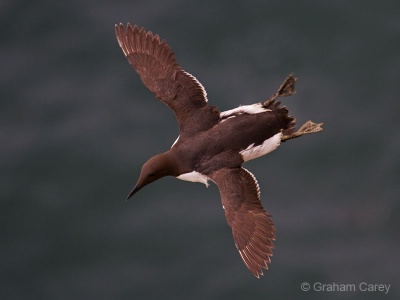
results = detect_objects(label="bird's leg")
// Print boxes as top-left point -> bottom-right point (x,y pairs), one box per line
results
282,120 -> 324,142
263,74 -> 297,107
263,74 -> 324,141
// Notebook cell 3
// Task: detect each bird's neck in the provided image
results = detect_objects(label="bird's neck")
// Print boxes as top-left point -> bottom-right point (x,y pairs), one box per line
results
161,148 -> 191,177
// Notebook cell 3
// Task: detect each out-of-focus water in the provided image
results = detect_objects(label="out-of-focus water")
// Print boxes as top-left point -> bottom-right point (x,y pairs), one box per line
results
1,0 -> 399,299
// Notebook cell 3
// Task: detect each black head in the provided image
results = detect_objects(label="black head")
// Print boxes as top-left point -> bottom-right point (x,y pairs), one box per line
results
127,152 -> 175,199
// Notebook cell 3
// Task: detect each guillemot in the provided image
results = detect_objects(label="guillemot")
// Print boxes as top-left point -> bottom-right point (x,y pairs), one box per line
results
115,23 -> 323,278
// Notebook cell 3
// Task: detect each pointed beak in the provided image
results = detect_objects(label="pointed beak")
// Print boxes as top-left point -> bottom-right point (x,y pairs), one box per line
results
126,184 -> 141,201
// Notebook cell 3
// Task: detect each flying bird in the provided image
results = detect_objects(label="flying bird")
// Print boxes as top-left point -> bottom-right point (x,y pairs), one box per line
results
115,23 -> 323,278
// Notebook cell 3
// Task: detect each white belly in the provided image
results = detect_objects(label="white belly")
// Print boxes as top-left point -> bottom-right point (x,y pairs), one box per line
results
177,171 -> 210,187
240,132 -> 282,162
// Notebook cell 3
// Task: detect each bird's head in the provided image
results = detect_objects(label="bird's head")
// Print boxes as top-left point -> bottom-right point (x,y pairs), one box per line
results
127,152 -> 175,199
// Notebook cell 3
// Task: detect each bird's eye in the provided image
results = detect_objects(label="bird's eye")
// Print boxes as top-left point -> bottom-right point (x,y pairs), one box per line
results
149,173 -> 155,178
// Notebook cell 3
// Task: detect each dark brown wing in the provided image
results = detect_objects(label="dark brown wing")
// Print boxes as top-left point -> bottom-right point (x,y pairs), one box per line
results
115,23 -> 219,137
209,167 -> 275,278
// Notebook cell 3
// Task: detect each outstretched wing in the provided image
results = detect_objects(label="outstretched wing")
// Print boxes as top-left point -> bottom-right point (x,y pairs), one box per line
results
115,23 -> 219,137
209,167 -> 276,278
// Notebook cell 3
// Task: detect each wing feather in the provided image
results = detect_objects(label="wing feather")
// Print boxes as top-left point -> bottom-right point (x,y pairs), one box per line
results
209,167 -> 276,278
115,23 -> 219,136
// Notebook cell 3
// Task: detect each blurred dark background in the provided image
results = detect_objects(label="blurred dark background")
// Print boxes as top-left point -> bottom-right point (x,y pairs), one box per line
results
1,0 -> 399,299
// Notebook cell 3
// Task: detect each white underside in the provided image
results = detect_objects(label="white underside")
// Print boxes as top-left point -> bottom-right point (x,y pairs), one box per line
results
240,132 -> 282,162
177,171 -> 210,187
220,103 -> 271,119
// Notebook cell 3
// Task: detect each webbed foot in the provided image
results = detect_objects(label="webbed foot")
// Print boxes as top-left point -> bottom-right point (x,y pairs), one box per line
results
263,74 -> 297,108
282,120 -> 324,141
